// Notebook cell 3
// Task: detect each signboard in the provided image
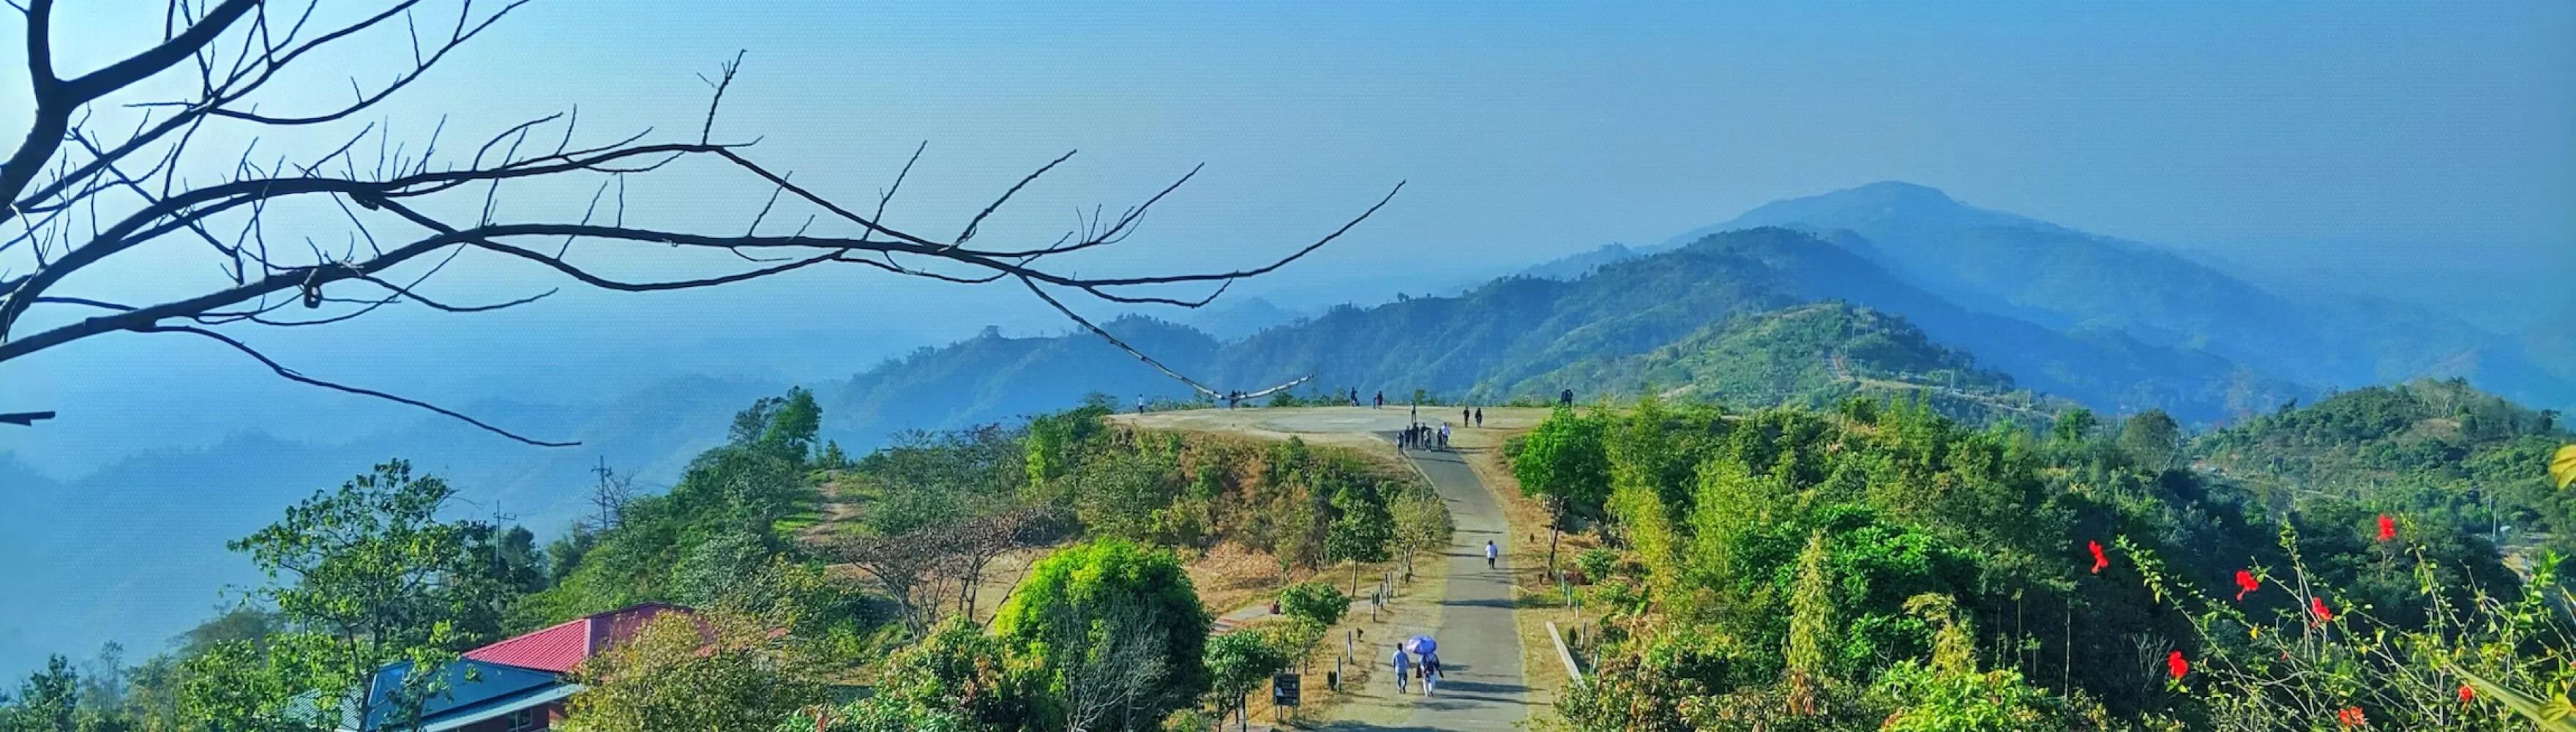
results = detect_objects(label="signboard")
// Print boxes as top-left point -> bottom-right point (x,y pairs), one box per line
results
1271,673 -> 1301,706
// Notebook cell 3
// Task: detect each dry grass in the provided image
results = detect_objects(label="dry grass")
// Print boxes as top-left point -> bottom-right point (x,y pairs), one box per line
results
1187,542 -> 1291,619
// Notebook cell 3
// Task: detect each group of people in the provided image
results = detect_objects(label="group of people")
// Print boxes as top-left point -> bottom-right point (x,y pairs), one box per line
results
1399,421 -> 1448,450
1389,646 -> 1445,695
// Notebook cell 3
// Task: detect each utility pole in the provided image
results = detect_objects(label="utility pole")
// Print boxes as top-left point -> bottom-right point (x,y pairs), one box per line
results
588,458 -> 632,531
486,500 -> 517,574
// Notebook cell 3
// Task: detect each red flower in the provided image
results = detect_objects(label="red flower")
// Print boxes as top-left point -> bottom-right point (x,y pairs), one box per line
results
2165,650 -> 2189,680
2234,569 -> 2259,601
2337,706 -> 2367,728
2311,597 -> 2334,622
2376,514 -> 2397,542
2459,684 -> 2475,703
2088,540 -> 2108,574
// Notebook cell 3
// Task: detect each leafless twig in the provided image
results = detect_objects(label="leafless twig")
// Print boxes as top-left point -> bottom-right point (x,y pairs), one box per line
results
0,2 -> 1401,442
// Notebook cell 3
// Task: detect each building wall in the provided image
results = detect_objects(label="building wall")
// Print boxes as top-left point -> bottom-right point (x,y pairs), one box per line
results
449,701 -> 569,732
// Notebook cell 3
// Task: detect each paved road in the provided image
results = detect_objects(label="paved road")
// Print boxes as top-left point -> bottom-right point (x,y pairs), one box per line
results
1112,407 -> 1538,731
1323,441 -> 1531,731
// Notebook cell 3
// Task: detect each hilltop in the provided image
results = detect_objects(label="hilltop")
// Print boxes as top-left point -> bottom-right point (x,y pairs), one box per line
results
1713,182 -> 2576,411
2192,378 -> 2573,548
826,227 -> 2291,442
1479,302 -> 2024,408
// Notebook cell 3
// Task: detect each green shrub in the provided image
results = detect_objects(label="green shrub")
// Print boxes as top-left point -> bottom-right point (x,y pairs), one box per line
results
1275,581 -> 1349,627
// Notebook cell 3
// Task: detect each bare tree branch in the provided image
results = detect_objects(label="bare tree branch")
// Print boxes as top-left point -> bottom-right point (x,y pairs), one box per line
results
0,1 -> 1401,442
132,324 -> 576,446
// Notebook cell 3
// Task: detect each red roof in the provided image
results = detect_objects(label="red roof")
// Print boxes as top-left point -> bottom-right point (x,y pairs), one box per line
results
465,603 -> 695,673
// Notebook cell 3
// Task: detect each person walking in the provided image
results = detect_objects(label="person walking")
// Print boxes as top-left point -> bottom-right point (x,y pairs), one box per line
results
1462,406 -> 1471,425
1390,646 -> 1412,694
1486,539 -> 1498,569
1421,651 -> 1443,696
1475,407 -> 1483,427
1374,391 -> 1384,408
1439,423 -> 1450,449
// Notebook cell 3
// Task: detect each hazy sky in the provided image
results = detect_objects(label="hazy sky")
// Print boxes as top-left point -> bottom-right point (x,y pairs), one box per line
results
5,1 -> 2573,472
1,0 -> 2573,680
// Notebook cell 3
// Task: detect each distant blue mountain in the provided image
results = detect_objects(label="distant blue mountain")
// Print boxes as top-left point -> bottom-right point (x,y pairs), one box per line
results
1178,296 -> 1311,341
0,375 -> 786,680
826,227 -> 2300,436
1513,243 -> 1641,281
1660,182 -> 2574,413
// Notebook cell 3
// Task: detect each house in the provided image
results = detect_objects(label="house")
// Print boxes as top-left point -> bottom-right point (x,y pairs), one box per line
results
340,659 -> 572,732
463,602 -> 696,674
333,603 -> 696,732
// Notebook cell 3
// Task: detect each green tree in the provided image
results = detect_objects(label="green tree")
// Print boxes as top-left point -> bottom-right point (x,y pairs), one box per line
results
990,540 -> 1211,731
831,618 -> 1028,732
667,529 -> 779,609
559,613 -> 826,732
758,386 -> 823,463
1,656 -> 79,732
174,637 -> 323,732
1868,596 -> 2092,732
2050,408 -> 2098,446
226,460 -> 514,729
818,440 -> 851,471
1388,488 -> 1453,579
1323,485 -> 1393,564
1513,406 -> 1610,574
1025,397 -> 1115,493
728,395 -> 788,447
1202,631 -> 1289,732
2116,408 -> 2182,470
1782,531 -> 1832,717
1275,582 -> 1349,627
471,523 -> 550,595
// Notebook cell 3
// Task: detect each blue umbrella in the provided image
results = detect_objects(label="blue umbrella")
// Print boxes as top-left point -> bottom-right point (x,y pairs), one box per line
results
1405,635 -> 1437,654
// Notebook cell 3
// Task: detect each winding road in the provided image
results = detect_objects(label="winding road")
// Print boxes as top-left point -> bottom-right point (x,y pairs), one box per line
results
1112,406 -> 1539,731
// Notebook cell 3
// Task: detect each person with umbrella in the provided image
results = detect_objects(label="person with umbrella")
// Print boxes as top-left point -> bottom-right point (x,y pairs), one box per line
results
1405,635 -> 1442,696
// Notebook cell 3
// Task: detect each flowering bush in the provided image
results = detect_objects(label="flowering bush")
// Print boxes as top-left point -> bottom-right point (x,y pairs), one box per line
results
2124,526 -> 2576,731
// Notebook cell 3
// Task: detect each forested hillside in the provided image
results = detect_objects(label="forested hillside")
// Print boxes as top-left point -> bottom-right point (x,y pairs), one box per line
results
1528,397 -> 2554,731
0,376 -> 788,679
1479,302 -> 2052,422
2191,379 -> 2573,550
827,228 -> 2296,439
828,321 -> 1221,447
0,391 -> 1441,731
1710,182 -> 2576,411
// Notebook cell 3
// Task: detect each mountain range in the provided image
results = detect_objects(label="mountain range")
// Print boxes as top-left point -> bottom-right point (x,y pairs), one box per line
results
8,180 -> 2567,679
824,223 -> 2302,440
1685,182 -> 2576,411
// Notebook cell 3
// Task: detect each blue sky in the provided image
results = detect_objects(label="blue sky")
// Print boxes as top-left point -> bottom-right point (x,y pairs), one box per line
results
4,0 -> 2572,470
1,0 -> 2572,680
18,1 -> 2572,285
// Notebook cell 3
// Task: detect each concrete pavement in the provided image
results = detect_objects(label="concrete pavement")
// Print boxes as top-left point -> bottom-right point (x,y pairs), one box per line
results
1114,406 -> 1540,731
1320,441 -> 1532,731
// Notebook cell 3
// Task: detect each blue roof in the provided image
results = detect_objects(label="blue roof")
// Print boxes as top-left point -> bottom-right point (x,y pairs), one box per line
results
361,658 -> 564,731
